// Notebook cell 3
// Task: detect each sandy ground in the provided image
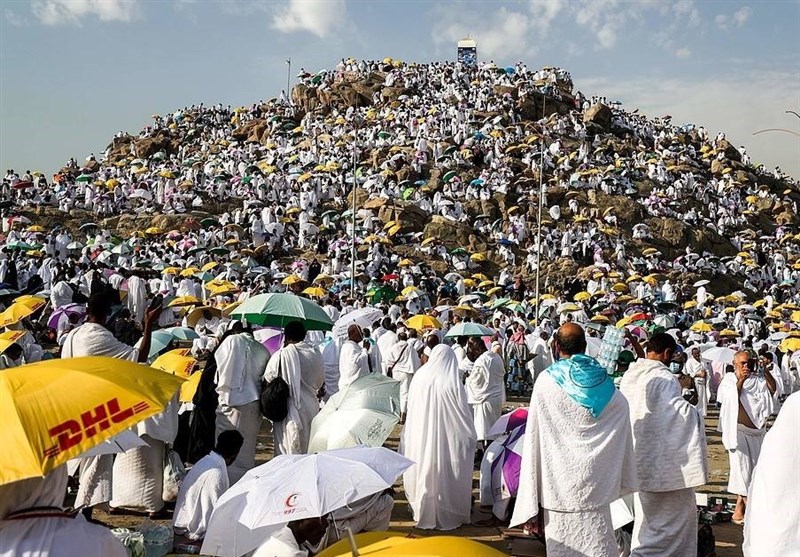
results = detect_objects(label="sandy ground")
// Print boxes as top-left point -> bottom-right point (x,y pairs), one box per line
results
96,401 -> 745,556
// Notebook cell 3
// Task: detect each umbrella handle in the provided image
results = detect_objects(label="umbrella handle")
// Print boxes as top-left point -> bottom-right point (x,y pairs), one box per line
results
345,525 -> 359,556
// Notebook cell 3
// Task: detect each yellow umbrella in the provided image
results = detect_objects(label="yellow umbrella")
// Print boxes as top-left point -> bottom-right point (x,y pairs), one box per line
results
313,274 -> 334,285
421,237 -> 437,247
13,295 -> 47,310
405,315 -> 442,331
401,286 -> 421,296
462,278 -> 476,288
0,356 -> 182,485
0,302 -> 42,327
611,282 -> 628,293
186,306 -> 222,328
163,267 -> 181,275
486,286 -> 503,297
207,284 -> 239,297
317,532 -> 507,557
477,280 -> 494,289
0,330 -> 25,354
201,261 -> 219,272
398,259 -> 413,267
719,329 -> 739,337
626,274 -> 642,283
221,301 -> 242,317
683,300 -> 698,309
690,321 -> 713,333
145,227 -> 162,235
26,225 -> 46,233
615,295 -> 634,303
302,286 -> 326,298
472,273 -> 489,282
791,310 -> 800,323
282,275 -> 304,286
616,317 -> 632,328
224,238 -> 240,247
152,349 -> 197,379
180,371 -> 202,403
779,337 -> 800,352
573,291 -> 591,302
470,253 -> 487,262
180,267 -> 201,277
591,315 -> 611,324
167,295 -> 201,308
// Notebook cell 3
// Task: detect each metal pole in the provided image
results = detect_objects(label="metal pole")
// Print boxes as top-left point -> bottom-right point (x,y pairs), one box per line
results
351,130 -> 358,298
534,94 -> 546,321
286,59 -> 291,106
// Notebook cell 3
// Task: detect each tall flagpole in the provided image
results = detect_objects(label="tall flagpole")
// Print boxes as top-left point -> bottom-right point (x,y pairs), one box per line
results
350,121 -> 359,299
534,94 -> 546,322
285,58 -> 291,107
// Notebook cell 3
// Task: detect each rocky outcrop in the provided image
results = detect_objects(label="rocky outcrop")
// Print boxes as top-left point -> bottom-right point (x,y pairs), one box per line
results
583,103 -> 613,131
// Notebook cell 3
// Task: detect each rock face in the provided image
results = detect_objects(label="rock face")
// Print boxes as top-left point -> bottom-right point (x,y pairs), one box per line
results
583,103 -> 613,130
232,118 -> 269,144
376,201 -> 428,233
132,130 -> 179,159
644,217 -> 737,258
424,216 -> 478,248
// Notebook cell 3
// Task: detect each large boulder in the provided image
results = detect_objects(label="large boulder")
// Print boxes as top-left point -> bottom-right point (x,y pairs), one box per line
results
231,119 -> 269,144
716,139 -> 742,162
132,130 -> 178,159
583,103 -> 613,130
377,201 -> 428,232
423,216 -> 479,248
594,192 -> 644,227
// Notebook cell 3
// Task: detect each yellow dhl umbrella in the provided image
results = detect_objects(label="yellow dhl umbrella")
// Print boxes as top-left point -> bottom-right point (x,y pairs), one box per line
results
317,532 -> 508,557
180,371 -> 202,403
405,314 -> 443,331
13,295 -> 47,310
779,337 -> 800,352
152,349 -> 197,379
470,253 -> 487,262
791,310 -> 800,323
0,302 -> 43,327
282,275 -> 304,286
180,267 -> 201,277
573,291 -> 591,302
167,295 -> 201,308
201,261 -> 219,272
0,356 -> 182,485
690,321 -> 714,333
302,286 -> 326,298
0,330 -> 26,354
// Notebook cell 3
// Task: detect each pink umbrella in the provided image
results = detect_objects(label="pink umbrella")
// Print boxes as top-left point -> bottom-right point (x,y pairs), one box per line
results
488,407 -> 528,437
253,327 -> 284,355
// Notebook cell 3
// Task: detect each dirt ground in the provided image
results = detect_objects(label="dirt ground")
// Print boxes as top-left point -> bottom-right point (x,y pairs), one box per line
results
96,401 -> 744,556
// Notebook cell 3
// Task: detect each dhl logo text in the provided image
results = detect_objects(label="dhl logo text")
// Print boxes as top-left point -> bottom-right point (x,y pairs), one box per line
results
43,398 -> 149,459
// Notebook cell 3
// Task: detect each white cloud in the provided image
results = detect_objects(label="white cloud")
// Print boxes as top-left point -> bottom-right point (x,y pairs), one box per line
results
732,6 -> 752,26
31,0 -> 140,25
575,68 -> 800,178
271,0 -> 346,38
675,47 -> 691,59
3,9 -> 28,26
716,5 -> 752,30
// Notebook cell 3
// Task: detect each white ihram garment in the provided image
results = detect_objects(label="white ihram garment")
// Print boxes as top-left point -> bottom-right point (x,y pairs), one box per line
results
744,392 -> 800,556
215,334 -> 269,483
385,339 -> 420,414
465,351 -> 506,441
263,342 -> 324,456
338,340 -> 369,391
173,451 -> 229,541
510,373 -> 637,557
400,345 -> 476,530
620,358 -> 707,557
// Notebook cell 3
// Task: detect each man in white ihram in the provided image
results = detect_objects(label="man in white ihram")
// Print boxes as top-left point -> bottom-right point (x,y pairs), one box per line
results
338,324 -> 370,391
214,327 -> 269,483
172,430 -> 244,552
511,323 -> 637,556
684,346 -> 710,418
263,320 -> 325,455
717,349 -> 777,524
620,333 -> 707,556
383,329 -> 420,424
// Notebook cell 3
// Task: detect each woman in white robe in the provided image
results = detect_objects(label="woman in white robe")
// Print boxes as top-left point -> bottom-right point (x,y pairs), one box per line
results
400,344 -> 476,530
465,340 -> 506,445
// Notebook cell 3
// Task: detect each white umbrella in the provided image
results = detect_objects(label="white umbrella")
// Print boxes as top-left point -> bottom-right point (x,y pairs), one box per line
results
693,279 -> 710,287
332,307 -> 383,338
308,373 -> 400,452
653,315 -> 676,328
200,447 -> 413,557
701,346 -> 736,364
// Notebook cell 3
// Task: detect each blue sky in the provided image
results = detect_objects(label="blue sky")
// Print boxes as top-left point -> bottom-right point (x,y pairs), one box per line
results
2,0 -> 799,177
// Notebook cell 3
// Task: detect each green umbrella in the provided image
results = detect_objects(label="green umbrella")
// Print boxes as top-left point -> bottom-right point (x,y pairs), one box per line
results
490,297 -> 511,309
367,285 -> 398,304
209,246 -> 230,256
402,187 -> 415,200
443,171 -> 457,183
5,241 -> 34,251
231,293 -> 333,330
76,174 -> 93,182
201,218 -> 220,228
444,322 -> 495,339
450,247 -> 468,256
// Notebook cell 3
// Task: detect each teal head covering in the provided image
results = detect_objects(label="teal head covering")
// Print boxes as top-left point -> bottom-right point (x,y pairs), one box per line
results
546,353 -> 615,417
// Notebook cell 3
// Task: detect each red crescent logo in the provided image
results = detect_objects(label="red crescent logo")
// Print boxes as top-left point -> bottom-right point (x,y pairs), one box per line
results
285,493 -> 300,508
